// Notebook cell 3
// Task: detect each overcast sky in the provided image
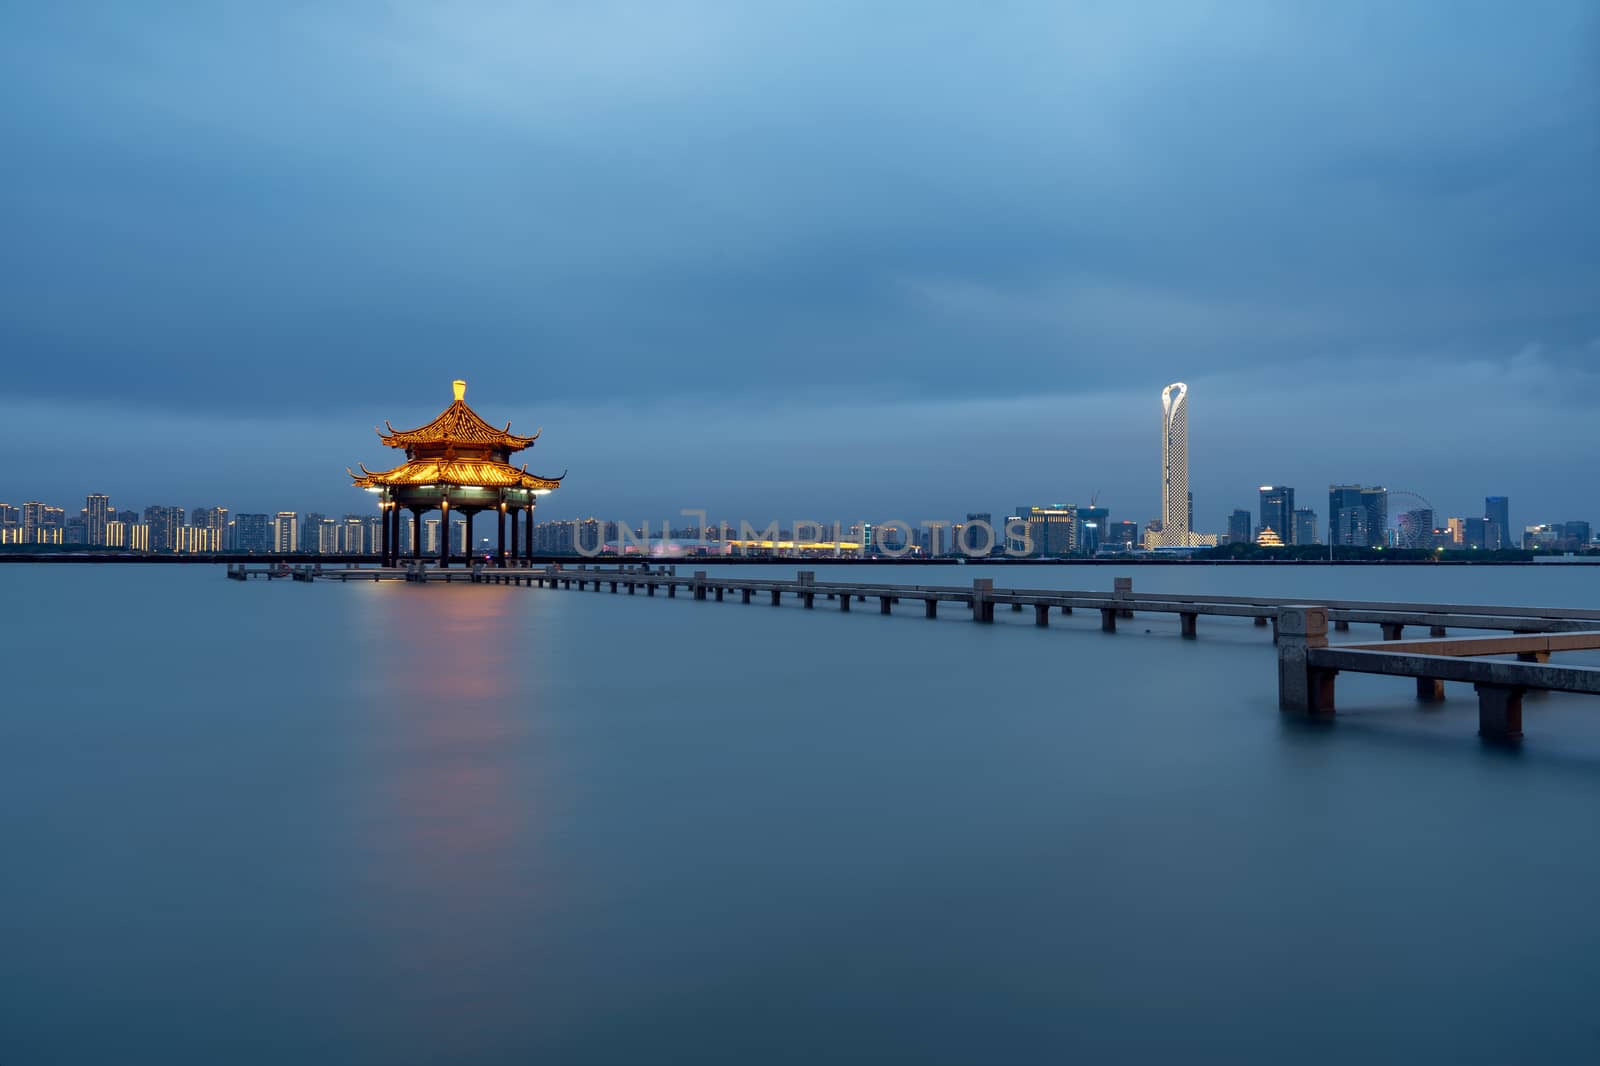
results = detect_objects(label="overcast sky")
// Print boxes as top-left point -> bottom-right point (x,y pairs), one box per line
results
3,2 -> 1596,531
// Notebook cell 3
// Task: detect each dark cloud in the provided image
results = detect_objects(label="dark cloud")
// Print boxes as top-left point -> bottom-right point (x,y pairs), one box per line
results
2,1 -> 1597,520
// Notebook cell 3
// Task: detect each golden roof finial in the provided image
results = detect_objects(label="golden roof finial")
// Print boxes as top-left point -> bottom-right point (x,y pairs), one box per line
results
452,379 -> 467,403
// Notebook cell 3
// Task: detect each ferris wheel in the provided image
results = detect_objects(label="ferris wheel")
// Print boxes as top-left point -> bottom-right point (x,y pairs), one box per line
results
1388,490 -> 1437,548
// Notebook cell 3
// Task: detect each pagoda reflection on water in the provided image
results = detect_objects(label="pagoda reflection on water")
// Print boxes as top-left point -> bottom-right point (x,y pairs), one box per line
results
351,380 -> 563,567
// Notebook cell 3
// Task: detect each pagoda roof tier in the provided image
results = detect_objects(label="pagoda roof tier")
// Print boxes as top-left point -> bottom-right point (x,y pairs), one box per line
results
378,380 -> 539,450
350,457 -> 564,491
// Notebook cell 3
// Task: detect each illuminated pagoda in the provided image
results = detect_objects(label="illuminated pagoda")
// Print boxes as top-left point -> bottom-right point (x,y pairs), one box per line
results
351,380 -> 563,567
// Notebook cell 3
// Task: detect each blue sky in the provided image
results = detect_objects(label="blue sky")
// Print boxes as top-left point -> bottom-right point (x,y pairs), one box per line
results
2,2 -> 1596,531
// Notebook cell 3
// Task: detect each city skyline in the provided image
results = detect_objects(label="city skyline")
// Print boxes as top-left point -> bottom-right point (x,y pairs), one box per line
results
8,480 -> 1593,557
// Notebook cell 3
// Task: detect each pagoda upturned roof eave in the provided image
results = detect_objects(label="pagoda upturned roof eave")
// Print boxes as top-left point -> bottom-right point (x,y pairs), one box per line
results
377,400 -> 540,451
349,457 -> 564,491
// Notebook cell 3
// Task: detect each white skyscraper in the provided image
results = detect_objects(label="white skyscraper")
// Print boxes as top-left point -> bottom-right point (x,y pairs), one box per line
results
1159,382 -> 1189,547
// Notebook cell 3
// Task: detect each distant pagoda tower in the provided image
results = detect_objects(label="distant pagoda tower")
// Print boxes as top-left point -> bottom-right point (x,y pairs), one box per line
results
1255,526 -> 1284,548
351,380 -> 563,567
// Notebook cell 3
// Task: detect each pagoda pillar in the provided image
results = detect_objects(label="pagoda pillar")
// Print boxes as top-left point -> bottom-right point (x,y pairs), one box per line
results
391,504 -> 402,566
498,503 -> 507,567
524,503 -> 534,563
439,499 -> 451,568
465,510 -> 475,563
379,500 -> 391,566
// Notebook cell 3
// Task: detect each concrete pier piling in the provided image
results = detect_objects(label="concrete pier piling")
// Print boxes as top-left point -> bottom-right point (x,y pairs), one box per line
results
1277,605 -> 1333,715
1476,684 -> 1525,740
971,579 -> 994,623
1114,576 -> 1134,618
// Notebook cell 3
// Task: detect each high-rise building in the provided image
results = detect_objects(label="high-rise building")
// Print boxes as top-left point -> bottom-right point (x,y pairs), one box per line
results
310,516 -> 339,554
1077,506 -> 1109,555
176,526 -> 222,553
142,506 -> 185,552
1523,524 -> 1560,550
1333,506 -> 1368,547
21,501 -> 46,544
1329,485 -> 1386,548
234,514 -> 272,553
958,512 -> 994,556
1563,521 -> 1591,550
342,516 -> 368,555
84,494 -> 111,546
1293,508 -> 1318,546
1158,383 -> 1190,547
301,512 -> 327,554
0,503 -> 17,532
1106,521 -> 1140,550
1026,506 -> 1077,557
1258,486 -> 1294,546
193,506 -> 228,535
1485,496 -> 1510,551
1362,487 -> 1388,547
1227,509 -> 1252,546
272,512 -> 298,552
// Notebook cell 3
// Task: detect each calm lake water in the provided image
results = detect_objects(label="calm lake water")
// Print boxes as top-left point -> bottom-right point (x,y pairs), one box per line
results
6,563 -> 1600,1064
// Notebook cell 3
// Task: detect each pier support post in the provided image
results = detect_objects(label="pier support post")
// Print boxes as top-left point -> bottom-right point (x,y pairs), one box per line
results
1278,605 -> 1334,715
1034,604 -> 1050,627
803,592 -> 814,609
798,571 -> 815,609
1430,625 -> 1448,637
1475,684 -> 1525,741
1011,602 -> 1023,612
648,583 -> 656,596
1334,619 -> 1350,631
1114,576 -> 1134,618
1517,651 -> 1550,664
880,597 -> 892,615
715,586 -> 724,602
668,582 -> 676,597
1060,604 -> 1073,616
1254,616 -> 1269,627
972,579 -> 994,623
771,590 -> 781,606
1381,623 -> 1404,641
1180,612 -> 1198,639
742,588 -> 751,604
1100,608 -> 1116,633
1416,677 -> 1446,702
693,571 -> 707,600
839,593 -> 850,612
925,599 -> 937,619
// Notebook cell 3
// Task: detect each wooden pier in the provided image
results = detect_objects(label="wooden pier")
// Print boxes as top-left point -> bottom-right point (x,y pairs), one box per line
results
236,561 -> 1600,739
